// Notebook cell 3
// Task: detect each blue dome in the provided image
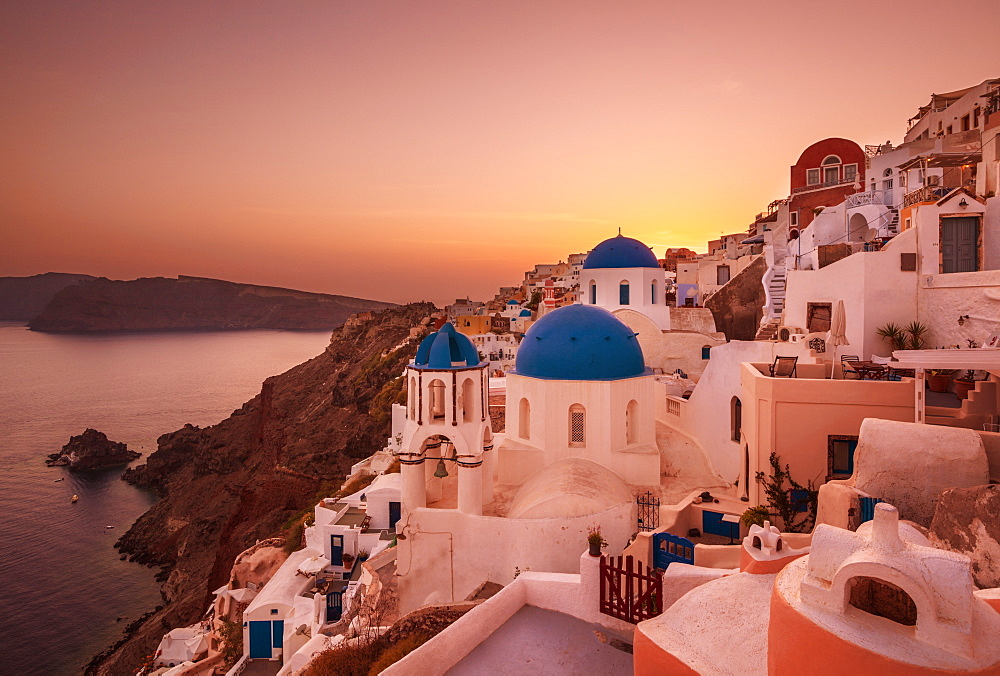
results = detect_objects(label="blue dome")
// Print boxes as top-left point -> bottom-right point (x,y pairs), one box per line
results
507,300 -> 520,305
582,235 -> 660,269
413,322 -> 483,369
514,305 -> 647,380
519,309 -> 532,317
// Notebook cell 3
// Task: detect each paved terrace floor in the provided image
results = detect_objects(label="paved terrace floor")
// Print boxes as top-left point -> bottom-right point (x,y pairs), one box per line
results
446,605 -> 633,676
242,660 -> 282,676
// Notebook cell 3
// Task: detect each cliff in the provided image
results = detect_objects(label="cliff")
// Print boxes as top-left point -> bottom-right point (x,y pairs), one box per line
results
29,275 -> 396,332
86,302 -> 434,675
0,272 -> 96,320
704,255 -> 766,341
46,428 -> 141,470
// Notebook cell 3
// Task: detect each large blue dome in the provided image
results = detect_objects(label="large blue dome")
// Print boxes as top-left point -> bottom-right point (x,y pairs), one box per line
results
514,305 -> 647,380
413,322 -> 483,369
582,235 -> 660,269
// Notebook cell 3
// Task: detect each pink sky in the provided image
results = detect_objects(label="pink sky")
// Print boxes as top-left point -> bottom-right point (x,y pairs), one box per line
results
1,1 -> 998,304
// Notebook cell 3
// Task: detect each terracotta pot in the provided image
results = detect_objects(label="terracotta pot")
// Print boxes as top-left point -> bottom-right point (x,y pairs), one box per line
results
955,379 -> 975,400
589,541 -> 602,557
928,374 -> 953,393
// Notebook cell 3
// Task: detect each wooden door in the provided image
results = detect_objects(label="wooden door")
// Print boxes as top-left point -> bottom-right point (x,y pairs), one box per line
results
940,217 -> 978,273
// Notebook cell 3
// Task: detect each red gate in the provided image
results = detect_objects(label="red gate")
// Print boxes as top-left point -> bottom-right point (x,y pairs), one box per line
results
599,554 -> 664,624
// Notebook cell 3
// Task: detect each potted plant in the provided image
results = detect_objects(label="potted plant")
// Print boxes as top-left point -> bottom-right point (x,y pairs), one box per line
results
927,369 -> 956,393
341,552 -> 355,568
955,370 -> 977,400
587,525 -> 607,557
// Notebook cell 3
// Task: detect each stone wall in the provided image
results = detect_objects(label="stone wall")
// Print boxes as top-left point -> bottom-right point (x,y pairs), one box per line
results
705,255 -> 766,341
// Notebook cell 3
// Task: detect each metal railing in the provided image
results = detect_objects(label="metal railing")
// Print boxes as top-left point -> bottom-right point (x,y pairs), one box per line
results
846,189 -> 892,208
901,185 -> 958,208
791,176 -> 856,195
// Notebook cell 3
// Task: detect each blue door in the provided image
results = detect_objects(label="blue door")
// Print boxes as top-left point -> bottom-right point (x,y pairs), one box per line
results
653,532 -> 694,570
330,535 -> 343,563
271,620 -> 283,651
389,502 -> 401,529
859,497 -> 883,524
327,591 -> 343,622
702,510 -> 739,539
248,621 -> 272,658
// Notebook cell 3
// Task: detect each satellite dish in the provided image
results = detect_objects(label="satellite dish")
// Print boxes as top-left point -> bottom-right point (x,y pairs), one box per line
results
863,228 -> 879,242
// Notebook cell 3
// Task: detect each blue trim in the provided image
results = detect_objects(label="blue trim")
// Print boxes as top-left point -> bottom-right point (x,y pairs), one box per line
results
272,620 -> 283,649
248,622 -> 272,659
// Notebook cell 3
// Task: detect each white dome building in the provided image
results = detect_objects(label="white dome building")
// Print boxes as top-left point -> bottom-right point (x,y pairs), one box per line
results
581,234 -> 672,331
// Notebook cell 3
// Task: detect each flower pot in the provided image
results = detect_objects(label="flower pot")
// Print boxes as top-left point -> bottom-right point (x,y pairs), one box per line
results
588,541 -> 602,557
955,379 -> 975,400
928,374 -> 953,393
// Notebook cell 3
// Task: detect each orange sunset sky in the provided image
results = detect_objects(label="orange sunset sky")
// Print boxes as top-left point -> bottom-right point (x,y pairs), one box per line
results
2,1 -> 998,305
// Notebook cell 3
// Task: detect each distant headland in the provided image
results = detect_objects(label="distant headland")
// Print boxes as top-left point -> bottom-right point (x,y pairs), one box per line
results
0,273 -> 395,332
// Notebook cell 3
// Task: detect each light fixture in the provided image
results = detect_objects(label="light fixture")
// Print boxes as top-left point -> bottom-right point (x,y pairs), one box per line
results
959,198 -> 969,208
958,315 -> 970,326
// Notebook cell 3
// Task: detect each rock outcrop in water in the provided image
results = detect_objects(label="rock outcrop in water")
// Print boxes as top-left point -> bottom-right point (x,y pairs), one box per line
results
29,275 -> 396,332
46,428 -> 141,471
85,302 -> 434,675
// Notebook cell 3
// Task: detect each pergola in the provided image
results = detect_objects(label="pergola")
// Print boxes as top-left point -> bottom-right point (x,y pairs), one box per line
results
891,348 -> 1000,424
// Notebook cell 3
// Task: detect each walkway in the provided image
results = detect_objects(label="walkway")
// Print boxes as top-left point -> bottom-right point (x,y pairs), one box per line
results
446,606 -> 632,675
242,659 -> 282,676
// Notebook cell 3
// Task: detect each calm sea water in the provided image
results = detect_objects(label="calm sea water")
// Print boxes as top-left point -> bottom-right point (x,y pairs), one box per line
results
0,323 -> 332,675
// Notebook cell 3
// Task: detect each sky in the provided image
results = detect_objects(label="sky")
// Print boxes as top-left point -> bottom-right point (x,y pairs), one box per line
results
1,1 -> 998,305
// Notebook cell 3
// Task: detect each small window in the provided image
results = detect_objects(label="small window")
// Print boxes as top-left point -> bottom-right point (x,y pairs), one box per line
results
790,212 -> 798,227
429,379 -> 446,420
731,397 -> 742,442
569,404 -> 586,446
807,168 -> 820,185
946,125 -> 952,135
519,398 -> 530,440
619,282 -> 630,305
883,168 -> 892,177
626,400 -> 638,444
828,437 -> 857,479
701,345 -> 711,360
651,282 -> 656,304
589,281 -> 596,304
716,265 -> 730,285
789,489 -> 810,513
822,155 -> 842,165
843,164 -> 857,182
271,609 -> 278,615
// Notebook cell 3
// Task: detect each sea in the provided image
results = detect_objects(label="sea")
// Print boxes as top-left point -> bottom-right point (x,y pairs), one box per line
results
0,322 -> 333,675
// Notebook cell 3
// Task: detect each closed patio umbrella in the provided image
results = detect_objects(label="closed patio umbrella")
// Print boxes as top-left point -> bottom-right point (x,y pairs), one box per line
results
829,300 -> 849,371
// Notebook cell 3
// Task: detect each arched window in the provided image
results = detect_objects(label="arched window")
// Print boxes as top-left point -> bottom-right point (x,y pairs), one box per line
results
429,380 -> 446,421
461,378 -> 475,422
650,282 -> 656,304
731,397 -> 742,442
822,155 -> 842,165
569,404 -> 586,446
626,399 -> 638,444
519,398 -> 530,440
848,577 -> 917,626
589,281 -> 597,304
408,377 -> 417,419
619,281 -> 630,305
752,536 -> 761,549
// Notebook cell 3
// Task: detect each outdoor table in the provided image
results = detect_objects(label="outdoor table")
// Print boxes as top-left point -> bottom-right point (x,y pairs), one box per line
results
848,361 -> 887,380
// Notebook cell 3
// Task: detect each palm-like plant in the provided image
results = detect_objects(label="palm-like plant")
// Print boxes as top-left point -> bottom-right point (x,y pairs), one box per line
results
876,322 -> 906,350
904,321 -> 928,350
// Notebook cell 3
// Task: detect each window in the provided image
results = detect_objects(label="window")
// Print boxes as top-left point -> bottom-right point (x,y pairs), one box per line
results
790,212 -> 798,227
848,577 -> 917,626
946,125 -> 953,135
807,168 -> 820,185
843,164 -> 857,182
882,179 -> 893,190
824,165 -> 839,184
569,404 -> 586,446
408,377 -> 416,419
731,397 -> 742,442
806,302 -> 832,333
429,379 -> 446,420
821,155 -> 842,165
519,398 -> 530,440
650,282 -> 656,304
883,168 -> 892,177
626,400 -> 638,444
789,488 -> 810,513
619,282 -> 630,305
461,378 -> 475,422
961,114 -> 970,132
716,265 -> 730,285
827,436 -> 858,480
589,281 -> 597,304
701,345 -> 711,360
973,107 -> 980,128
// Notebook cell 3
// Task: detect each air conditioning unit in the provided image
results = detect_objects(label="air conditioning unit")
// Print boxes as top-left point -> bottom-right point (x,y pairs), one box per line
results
777,326 -> 802,342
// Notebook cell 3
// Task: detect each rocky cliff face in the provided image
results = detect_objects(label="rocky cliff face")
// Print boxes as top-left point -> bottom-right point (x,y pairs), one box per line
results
0,272 -> 96,320
46,428 -> 140,470
86,302 -> 434,675
29,276 -> 396,332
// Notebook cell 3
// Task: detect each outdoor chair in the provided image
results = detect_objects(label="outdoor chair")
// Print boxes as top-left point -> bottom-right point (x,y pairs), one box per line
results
841,354 -> 860,379
769,356 -> 798,378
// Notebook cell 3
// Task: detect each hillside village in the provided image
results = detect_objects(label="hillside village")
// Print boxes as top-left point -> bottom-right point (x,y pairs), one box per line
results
141,78 -> 1000,675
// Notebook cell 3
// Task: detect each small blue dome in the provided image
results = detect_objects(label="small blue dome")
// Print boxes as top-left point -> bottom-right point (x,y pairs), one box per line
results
413,323 -> 483,369
514,305 -> 647,380
519,309 -> 532,317
507,300 -> 519,305
582,235 -> 660,269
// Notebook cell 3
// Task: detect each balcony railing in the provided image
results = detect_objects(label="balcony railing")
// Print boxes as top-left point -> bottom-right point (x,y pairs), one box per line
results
846,190 -> 892,208
901,185 -> 959,208
791,176 -> 856,195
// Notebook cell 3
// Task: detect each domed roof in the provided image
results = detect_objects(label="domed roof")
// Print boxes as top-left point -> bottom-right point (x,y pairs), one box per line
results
582,234 -> 660,269
412,322 -> 483,369
518,309 -> 532,317
507,300 -> 520,305
514,305 -> 647,380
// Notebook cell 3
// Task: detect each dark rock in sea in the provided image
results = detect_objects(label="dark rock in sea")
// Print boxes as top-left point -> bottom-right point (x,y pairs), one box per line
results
45,429 -> 141,471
